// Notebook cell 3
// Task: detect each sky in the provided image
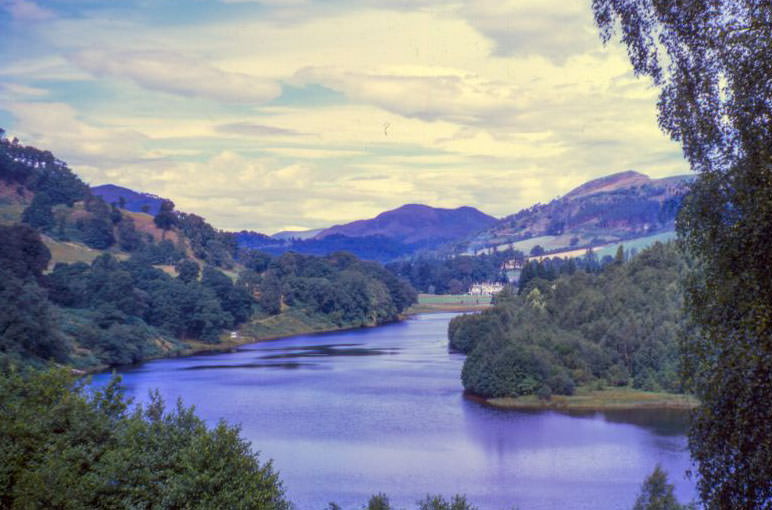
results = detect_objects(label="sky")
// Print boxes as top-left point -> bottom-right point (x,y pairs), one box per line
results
0,0 -> 690,234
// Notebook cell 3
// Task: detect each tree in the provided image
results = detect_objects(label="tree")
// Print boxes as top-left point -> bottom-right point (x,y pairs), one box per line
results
615,245 -> 625,265
21,191 -> 55,230
417,495 -> 477,510
368,493 -> 392,510
79,216 -> 115,249
153,199 -> 178,236
592,1 -> 772,507
632,465 -> 692,510
175,259 -> 200,283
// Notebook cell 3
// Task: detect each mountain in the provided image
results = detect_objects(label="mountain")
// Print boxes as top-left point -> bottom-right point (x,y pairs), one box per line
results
562,170 -> 654,200
463,170 -> 693,256
91,184 -> 166,215
316,204 -> 498,245
272,228 -> 324,240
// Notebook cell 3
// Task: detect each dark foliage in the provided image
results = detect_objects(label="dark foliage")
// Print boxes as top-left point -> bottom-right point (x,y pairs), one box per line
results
387,250 -> 517,294
592,1 -> 772,507
250,251 -> 416,327
450,243 -> 685,398
0,367 -> 291,509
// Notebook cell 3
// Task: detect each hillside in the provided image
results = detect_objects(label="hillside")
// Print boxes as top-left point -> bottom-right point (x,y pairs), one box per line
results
91,184 -> 166,215
463,170 -> 693,256
0,133 -> 416,370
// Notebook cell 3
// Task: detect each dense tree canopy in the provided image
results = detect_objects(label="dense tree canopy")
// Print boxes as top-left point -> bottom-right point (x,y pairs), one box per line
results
592,1 -> 772,507
0,367 -> 291,509
387,250 -> 516,294
450,243 -> 685,399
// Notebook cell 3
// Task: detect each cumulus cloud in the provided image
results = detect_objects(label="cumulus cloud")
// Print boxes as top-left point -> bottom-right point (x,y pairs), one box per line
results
1,0 -> 691,231
5,102 -> 148,168
70,49 -> 281,103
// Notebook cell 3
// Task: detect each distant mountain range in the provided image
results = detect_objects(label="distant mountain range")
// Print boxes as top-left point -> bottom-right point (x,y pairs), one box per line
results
91,184 -> 165,216
90,169 -> 692,263
235,204 -> 497,263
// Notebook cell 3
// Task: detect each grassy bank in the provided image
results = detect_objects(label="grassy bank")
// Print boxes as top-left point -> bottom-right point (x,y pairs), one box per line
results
181,308 -> 383,356
480,386 -> 698,411
406,293 -> 493,314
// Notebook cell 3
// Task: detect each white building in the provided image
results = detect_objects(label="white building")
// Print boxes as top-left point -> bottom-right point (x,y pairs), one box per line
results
468,282 -> 505,296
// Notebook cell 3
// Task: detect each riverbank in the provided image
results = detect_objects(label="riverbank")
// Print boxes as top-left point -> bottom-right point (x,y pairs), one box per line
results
83,308 -> 400,374
406,293 -> 492,314
181,308 -> 396,356
472,387 -> 698,411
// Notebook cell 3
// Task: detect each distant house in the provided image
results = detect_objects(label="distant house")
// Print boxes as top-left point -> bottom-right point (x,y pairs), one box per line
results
501,259 -> 523,271
468,282 -> 505,296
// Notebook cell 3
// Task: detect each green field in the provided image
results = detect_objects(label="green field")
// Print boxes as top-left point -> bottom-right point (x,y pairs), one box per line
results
593,231 -> 677,259
418,294 -> 492,305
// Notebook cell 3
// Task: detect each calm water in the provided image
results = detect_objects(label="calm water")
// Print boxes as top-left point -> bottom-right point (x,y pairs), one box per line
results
91,313 -> 696,510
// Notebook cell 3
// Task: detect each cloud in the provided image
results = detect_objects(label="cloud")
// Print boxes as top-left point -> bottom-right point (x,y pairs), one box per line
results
216,122 -> 304,137
1,1 -> 691,233
459,0 -> 600,61
70,49 -> 281,103
5,102 -> 148,168
1,0 -> 54,21
293,67 -> 523,124
0,82 -> 48,98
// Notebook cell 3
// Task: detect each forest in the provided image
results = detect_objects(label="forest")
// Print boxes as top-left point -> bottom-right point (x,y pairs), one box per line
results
449,243 -> 686,399
0,136 -> 416,370
386,250 -> 517,294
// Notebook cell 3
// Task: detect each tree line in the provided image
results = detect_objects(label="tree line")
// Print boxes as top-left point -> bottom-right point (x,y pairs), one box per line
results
386,250 -> 517,294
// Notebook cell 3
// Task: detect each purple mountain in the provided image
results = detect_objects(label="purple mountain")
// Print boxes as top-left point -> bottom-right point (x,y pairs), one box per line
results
315,204 -> 498,245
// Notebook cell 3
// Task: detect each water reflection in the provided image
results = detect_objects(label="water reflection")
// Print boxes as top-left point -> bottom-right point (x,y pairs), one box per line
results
182,362 -> 317,370
259,343 -> 401,359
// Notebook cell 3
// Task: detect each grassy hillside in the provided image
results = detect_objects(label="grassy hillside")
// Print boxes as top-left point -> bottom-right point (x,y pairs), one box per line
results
463,170 -> 692,256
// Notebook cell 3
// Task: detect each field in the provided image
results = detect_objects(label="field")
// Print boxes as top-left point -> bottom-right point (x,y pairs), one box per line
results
406,293 -> 493,314
41,235 -> 129,267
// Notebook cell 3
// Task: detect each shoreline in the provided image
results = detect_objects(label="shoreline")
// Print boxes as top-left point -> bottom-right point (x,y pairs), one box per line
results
465,387 -> 698,411
86,315 -> 407,375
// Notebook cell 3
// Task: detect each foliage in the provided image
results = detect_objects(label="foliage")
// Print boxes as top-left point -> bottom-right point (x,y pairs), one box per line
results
0,367 -> 291,509
0,226 -> 252,367
368,493 -> 392,510
417,495 -> 478,510
252,251 -> 416,327
450,243 -> 685,398
153,198 -> 178,232
592,1 -> 772,507
177,211 -> 239,268
237,232 -> 431,264
0,225 -> 66,365
387,250 -> 516,294
0,135 -> 89,207
632,465 -> 694,510
21,191 -> 55,229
